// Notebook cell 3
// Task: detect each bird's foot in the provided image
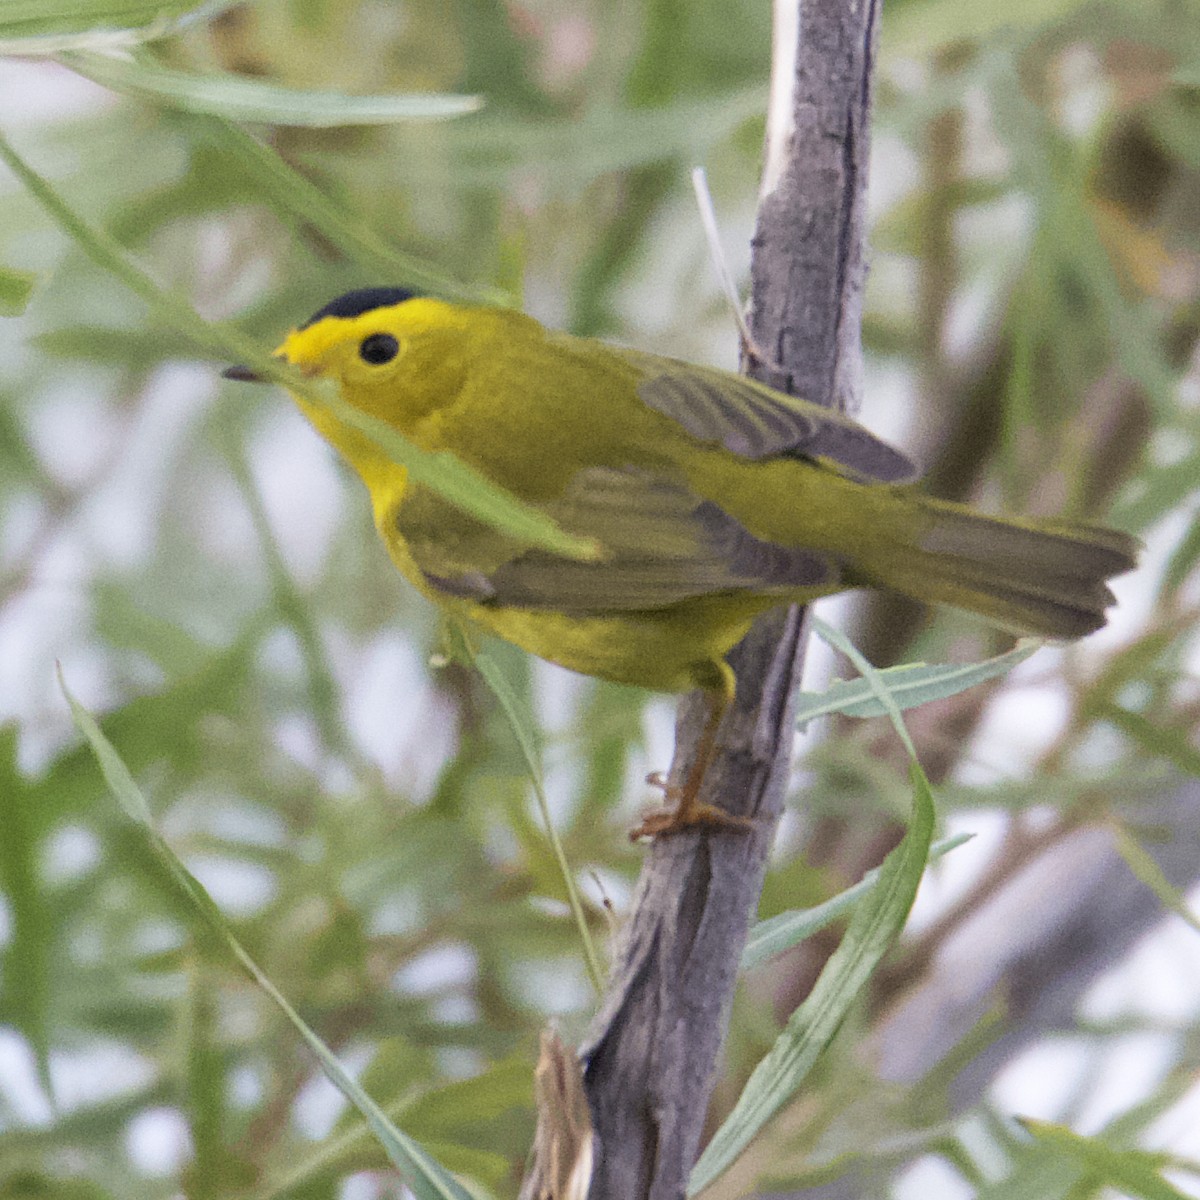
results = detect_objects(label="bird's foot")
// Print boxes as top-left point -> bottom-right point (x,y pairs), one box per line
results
629,772 -> 753,841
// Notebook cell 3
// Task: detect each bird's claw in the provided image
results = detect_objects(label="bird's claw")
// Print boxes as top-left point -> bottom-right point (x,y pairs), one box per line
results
629,789 -> 753,842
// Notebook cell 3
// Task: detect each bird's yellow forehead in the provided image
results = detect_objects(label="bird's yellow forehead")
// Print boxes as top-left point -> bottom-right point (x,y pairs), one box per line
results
274,318 -> 351,366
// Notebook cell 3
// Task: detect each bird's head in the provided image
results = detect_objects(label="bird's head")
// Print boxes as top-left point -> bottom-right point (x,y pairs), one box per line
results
227,286 -> 487,444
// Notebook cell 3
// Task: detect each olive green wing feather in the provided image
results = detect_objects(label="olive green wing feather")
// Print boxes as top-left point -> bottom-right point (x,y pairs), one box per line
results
618,348 -> 916,483
397,466 -> 836,616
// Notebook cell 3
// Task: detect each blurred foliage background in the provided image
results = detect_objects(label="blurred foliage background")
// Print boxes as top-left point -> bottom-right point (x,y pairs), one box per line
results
1,0 -> 1200,1197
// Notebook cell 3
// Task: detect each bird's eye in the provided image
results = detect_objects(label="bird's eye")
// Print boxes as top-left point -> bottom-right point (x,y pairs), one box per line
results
359,333 -> 399,365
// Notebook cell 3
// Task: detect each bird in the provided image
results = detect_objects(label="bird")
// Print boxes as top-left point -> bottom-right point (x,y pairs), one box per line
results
225,286 -> 1137,838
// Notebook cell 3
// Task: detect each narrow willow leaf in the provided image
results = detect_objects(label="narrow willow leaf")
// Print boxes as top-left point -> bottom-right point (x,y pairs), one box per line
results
1100,702 -> 1200,778
32,325 -> 171,364
0,128 -> 268,362
218,438 -> 351,758
1020,1120 -> 1194,1200
882,0 -> 1098,55
0,266 -> 36,315
312,380 -> 600,562
400,1056 -> 533,1129
0,131 -> 593,563
260,1059 -> 532,1199
794,640 -> 1039,728
690,622 -> 936,1193
971,1146 -> 1081,1200
1112,825 -> 1200,938
811,618 -> 921,758
990,82 -> 1175,416
195,119 -> 506,303
59,667 -> 154,825
689,764 -> 935,1192
0,0 -> 223,52
430,87 -> 765,185
0,731 -> 53,1094
473,652 -> 545,785
416,1144 -> 512,1187
60,676 -> 477,1200
184,960 -> 239,1194
1116,450 -> 1200,530
65,51 -> 482,125
742,833 -> 972,972
474,650 -> 604,993
937,764 -> 1172,813
1162,516 -> 1200,595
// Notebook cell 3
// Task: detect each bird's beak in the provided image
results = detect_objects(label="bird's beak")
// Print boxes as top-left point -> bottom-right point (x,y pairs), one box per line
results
223,354 -> 322,383
222,364 -> 265,382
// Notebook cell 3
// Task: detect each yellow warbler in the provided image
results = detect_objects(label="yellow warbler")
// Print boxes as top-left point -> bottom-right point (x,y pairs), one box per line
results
227,287 -> 1136,836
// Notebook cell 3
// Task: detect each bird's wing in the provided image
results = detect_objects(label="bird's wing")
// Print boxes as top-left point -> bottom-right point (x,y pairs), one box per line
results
619,349 -> 917,483
397,465 -> 836,615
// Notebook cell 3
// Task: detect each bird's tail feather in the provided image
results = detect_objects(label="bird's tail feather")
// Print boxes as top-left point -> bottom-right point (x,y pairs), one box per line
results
867,501 -> 1138,639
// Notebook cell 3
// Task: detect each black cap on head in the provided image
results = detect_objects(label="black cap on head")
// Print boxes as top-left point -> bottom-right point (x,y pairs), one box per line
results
300,286 -> 419,330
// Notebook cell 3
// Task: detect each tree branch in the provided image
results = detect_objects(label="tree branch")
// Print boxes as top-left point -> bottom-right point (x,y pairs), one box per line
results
517,3 -> 884,1196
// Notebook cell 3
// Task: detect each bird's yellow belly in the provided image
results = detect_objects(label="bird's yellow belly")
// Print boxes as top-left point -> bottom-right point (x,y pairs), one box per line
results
463,600 -> 766,692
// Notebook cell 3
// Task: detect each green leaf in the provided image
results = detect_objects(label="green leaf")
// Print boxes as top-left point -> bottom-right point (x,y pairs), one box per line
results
742,833 -> 972,972
0,1174 -> 119,1200
0,266 -> 36,315
59,668 -> 154,826
1116,450 -> 1200,530
60,674 -> 477,1200
689,763 -> 935,1192
1112,824 -> 1200,938
1099,702 -> 1200,778
689,621 -> 937,1193
0,0 -> 224,51
1162,514 -> 1200,595
0,131 -> 592,563
258,1056 -> 531,1198
194,119 -> 507,303
312,379 -> 601,563
414,1143 -> 512,1188
398,1057 -> 533,1131
218,440 -> 353,759
183,961 -> 250,1200
1020,1120 -> 1195,1200
811,619 -> 922,757
65,51 -> 482,126
32,325 -> 176,365
474,648 -> 604,993
0,729 -> 53,1094
990,72 -> 1176,417
971,1144 -> 1082,1200
431,86 -> 765,185
0,400 -> 41,482
882,0 -> 1101,55
794,640 -> 1040,728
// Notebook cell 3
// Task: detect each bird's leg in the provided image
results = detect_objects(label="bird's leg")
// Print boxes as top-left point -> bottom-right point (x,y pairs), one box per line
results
631,677 -> 751,840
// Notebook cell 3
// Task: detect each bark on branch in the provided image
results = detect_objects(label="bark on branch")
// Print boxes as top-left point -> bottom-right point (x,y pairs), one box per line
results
517,2 -> 884,1196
